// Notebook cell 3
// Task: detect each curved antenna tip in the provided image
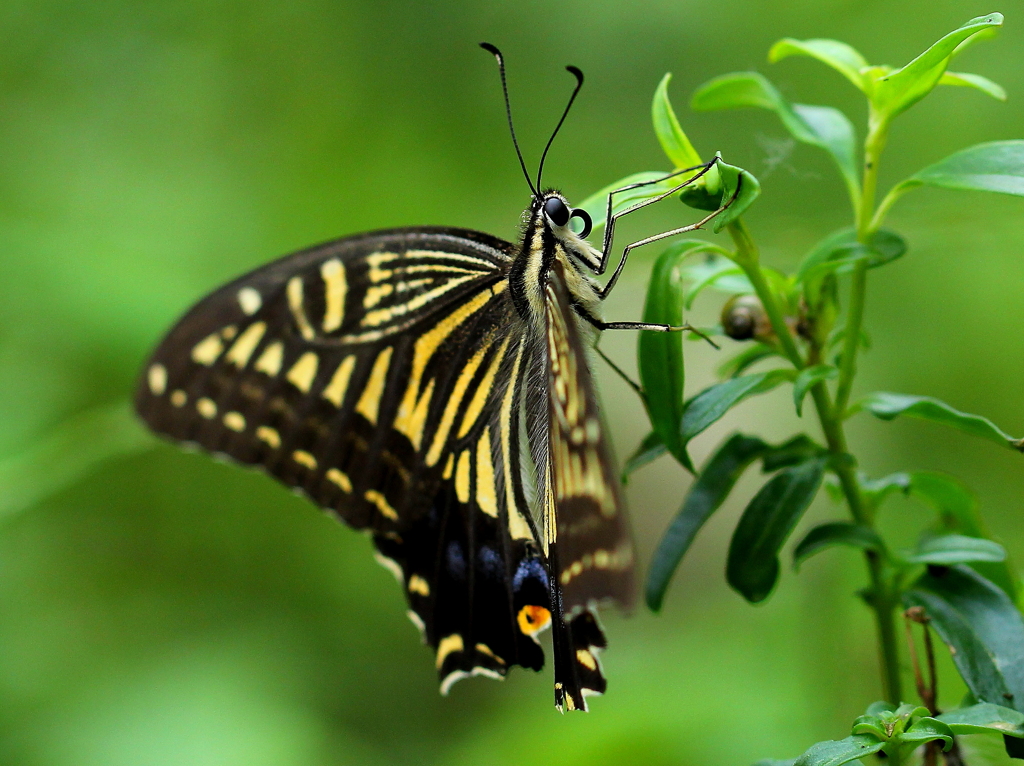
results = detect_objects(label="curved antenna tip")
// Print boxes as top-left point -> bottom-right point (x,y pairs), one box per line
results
566,65 -> 584,85
479,42 -> 500,57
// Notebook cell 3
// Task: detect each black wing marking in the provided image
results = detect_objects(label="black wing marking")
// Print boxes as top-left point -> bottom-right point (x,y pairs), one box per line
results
133,226 -> 568,699
541,258 -> 636,712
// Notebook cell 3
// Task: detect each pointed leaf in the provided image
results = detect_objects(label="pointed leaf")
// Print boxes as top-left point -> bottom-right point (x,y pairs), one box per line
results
901,718 -> 953,749
938,702 -> 1024,737
793,364 -> 838,417
712,157 -> 761,232
652,73 -> 703,169
768,38 -> 869,92
908,471 -> 1019,601
640,240 -> 720,471
793,522 -> 886,570
903,535 -> 1006,566
869,13 -> 1004,118
727,457 -> 827,603
940,71 -> 1007,101
851,714 -> 888,741
794,735 -> 886,766
717,344 -> 779,379
855,392 -> 1024,452
646,434 -> 768,611
684,261 -> 748,309
903,565 -> 1024,712
797,228 -> 907,285
691,72 -> 857,196
681,369 -> 795,446
907,141 -> 1024,197
622,431 -> 667,481
680,254 -> 753,297
761,434 -> 827,472
860,472 -> 911,514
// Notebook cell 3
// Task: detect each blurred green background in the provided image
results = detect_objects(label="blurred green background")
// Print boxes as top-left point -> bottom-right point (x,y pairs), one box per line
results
1,1 -> 1022,764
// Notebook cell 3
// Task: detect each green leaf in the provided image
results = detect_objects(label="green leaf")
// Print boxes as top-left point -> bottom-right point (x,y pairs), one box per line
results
903,535 -> 1007,566
903,565 -> 1024,712
768,38 -> 869,92
855,392 -> 1024,452
907,471 -> 1019,602
680,369 -> 794,446
727,457 -> 827,603
793,364 -> 838,417
792,522 -> 886,571
622,431 -> 667,481
0,400 -> 155,524
901,717 -> 953,749
938,702 -> 1024,737
906,141 -> 1024,197
868,13 -> 1004,119
640,240 -> 719,472
717,344 -> 779,379
575,171 -> 674,232
796,228 -> 907,285
761,434 -> 826,472
851,713 -> 888,740
860,472 -> 911,514
646,434 -> 768,611
712,157 -> 761,232
684,261 -> 749,309
691,72 -> 857,197
679,253 -> 752,294
753,761 -> 796,766
940,71 -> 1007,101
794,735 -> 886,766
652,73 -> 702,169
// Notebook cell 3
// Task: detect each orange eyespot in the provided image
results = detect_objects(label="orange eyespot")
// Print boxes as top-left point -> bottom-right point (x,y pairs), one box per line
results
517,605 -> 552,636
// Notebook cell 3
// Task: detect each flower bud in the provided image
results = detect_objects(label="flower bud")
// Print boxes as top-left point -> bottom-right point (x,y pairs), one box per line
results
721,294 -> 771,341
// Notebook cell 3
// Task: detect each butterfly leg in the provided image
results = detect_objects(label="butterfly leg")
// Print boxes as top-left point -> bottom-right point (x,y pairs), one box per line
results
594,160 -> 718,275
597,203 -> 730,300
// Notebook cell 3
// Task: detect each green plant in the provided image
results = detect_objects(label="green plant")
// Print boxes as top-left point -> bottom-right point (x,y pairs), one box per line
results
578,12 -> 1024,765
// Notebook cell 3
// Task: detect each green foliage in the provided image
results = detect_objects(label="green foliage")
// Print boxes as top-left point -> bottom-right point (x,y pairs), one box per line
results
855,392 -> 1024,451
726,457 -> 827,603
610,10 -> 1024,764
905,566 -> 1024,711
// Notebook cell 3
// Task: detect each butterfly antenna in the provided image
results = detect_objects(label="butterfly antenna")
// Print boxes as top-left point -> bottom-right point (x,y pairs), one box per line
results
536,65 -> 583,192
480,42 -> 538,199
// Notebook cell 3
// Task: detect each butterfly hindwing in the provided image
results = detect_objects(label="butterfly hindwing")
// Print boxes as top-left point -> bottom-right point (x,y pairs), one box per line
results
542,259 -> 635,711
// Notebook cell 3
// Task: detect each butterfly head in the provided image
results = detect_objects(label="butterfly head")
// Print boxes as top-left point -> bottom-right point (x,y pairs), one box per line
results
531,190 -> 600,267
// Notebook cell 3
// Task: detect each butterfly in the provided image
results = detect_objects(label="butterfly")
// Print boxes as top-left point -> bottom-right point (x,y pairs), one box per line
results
134,43 -> 721,712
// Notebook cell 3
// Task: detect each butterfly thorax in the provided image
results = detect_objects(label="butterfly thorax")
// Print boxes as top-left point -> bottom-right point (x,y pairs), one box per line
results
508,192 -> 603,334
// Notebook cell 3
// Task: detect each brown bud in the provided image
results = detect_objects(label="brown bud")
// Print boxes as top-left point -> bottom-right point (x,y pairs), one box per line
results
721,295 -> 771,341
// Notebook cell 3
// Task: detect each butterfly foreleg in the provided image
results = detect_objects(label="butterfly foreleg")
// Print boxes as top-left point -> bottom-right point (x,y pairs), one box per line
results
595,160 -> 718,277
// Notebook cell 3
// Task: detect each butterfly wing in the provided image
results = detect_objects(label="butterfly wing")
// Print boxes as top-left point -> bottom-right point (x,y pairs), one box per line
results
135,227 -> 555,689
540,258 -> 636,712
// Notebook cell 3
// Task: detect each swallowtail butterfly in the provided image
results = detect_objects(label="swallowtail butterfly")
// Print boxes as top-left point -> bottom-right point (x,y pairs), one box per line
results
135,43 -> 721,711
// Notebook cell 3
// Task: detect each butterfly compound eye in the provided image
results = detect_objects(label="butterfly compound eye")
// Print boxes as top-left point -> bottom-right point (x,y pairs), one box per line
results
543,197 -> 571,227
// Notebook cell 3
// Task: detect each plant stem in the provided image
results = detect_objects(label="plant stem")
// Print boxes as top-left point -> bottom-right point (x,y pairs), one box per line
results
728,212 -> 903,703
726,220 -> 803,368
808,380 -> 904,704
834,111 -> 890,418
